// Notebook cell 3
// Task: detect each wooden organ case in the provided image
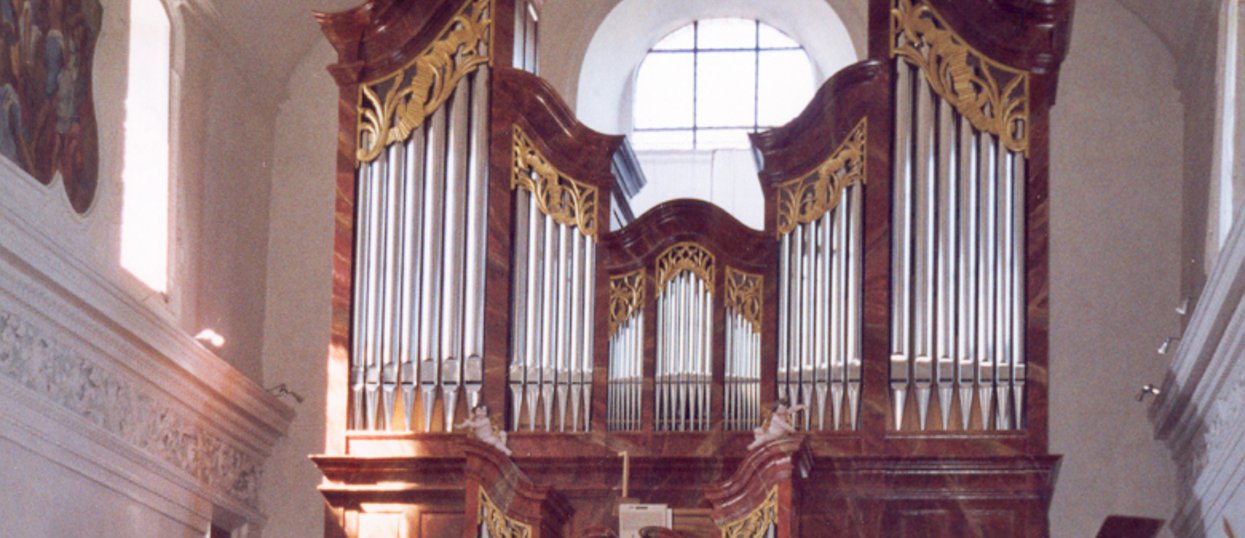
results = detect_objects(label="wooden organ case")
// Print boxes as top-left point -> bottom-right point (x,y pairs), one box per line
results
312,0 -> 1073,536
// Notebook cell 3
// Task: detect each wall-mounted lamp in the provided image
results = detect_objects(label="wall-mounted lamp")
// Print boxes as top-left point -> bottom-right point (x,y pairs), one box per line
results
1157,336 -> 1181,355
1136,384 -> 1161,402
1175,297 -> 1191,316
194,329 -> 225,348
266,383 -> 304,404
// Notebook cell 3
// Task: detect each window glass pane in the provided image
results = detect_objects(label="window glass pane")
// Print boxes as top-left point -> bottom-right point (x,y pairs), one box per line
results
696,18 -> 756,50
757,23 -> 800,49
631,130 -> 694,151
757,49 -> 814,127
696,51 -> 757,129
696,128 -> 752,150
652,25 -> 695,50
635,52 -> 694,129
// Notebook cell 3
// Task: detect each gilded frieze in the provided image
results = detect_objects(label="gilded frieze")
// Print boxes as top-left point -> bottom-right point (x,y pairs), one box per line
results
774,119 -> 867,237
511,125 -> 600,238
891,0 -> 1030,155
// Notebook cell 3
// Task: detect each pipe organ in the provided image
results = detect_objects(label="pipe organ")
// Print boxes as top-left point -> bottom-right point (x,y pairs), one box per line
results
315,0 -> 1071,536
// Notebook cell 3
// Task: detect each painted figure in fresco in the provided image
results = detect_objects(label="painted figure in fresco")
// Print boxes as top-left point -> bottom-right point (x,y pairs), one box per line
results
0,0 -> 100,212
458,405 -> 512,456
747,397 -> 805,450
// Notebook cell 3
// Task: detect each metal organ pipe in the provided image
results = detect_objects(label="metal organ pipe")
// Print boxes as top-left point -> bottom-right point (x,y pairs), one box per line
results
417,104 -> 447,432
463,68 -> 490,413
400,131 -> 425,431
440,77 -> 471,431
891,61 -> 914,431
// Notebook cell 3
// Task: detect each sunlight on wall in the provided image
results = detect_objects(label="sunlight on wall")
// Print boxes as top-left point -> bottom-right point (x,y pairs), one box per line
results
120,0 -> 171,293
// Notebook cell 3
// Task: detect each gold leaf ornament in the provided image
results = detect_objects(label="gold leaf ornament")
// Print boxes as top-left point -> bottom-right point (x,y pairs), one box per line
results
890,0 -> 1029,155
774,118 -> 867,237
356,0 -> 493,163
511,126 -> 600,238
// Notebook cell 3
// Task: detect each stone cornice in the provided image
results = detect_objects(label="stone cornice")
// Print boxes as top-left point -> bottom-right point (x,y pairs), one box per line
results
0,158 -> 293,520
1149,203 -> 1245,536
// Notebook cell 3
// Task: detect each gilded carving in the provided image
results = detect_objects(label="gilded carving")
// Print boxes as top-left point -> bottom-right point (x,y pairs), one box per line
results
356,0 -> 492,163
655,242 -> 715,296
721,485 -> 779,538
511,125 -> 600,238
774,118 -> 867,237
725,268 -> 763,333
891,0 -> 1030,155
609,269 -> 645,338
479,487 -> 533,538
0,309 -> 263,508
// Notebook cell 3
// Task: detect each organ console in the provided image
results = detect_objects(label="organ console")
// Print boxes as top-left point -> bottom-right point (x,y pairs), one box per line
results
312,0 -> 1072,535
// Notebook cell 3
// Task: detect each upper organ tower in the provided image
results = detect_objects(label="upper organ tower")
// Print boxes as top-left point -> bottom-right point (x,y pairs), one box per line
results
313,0 -> 1072,536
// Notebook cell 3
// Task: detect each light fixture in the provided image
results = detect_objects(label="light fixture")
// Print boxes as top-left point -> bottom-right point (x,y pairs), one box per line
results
1136,384 -> 1161,402
1175,297 -> 1190,316
194,329 -> 225,348
1157,336 -> 1180,355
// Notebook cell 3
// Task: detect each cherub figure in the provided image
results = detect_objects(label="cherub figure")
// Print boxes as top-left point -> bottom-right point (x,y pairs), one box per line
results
747,397 -> 806,450
457,404 -> 512,456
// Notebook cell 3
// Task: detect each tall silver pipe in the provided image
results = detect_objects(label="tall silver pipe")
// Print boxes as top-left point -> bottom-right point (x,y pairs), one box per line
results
935,98 -> 957,429
702,283 -> 712,431
583,239 -> 596,432
569,233 -> 584,431
913,77 -> 936,431
463,68 -> 490,412
1012,153 -> 1027,427
816,216 -> 831,430
418,105 -> 448,432
509,189 -> 530,431
380,142 -> 404,430
400,133 -> 425,431
976,133 -> 997,429
847,185 -> 863,430
656,281 -> 667,430
555,224 -> 572,431
363,148 -> 383,430
350,151 -> 372,430
995,144 -> 1013,430
539,213 -> 558,431
523,191 -> 543,431
800,223 -> 814,429
778,233 -> 791,405
957,120 -> 979,430
891,61 -> 914,430
439,78 -> 470,431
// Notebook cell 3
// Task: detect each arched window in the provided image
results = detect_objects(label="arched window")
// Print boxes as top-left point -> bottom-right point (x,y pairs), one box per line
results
632,19 -> 815,151
120,0 -> 171,293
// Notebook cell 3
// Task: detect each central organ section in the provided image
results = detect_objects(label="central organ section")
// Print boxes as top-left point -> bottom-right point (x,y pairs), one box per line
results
316,0 -> 1070,535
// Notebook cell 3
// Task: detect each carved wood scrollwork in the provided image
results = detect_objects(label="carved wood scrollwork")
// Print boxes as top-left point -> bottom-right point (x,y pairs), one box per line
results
479,487 -> 533,538
511,125 -> 600,238
655,242 -> 715,296
891,0 -> 1030,155
609,269 -> 645,338
355,0 -> 492,163
725,268 -> 763,333
720,486 -> 779,538
774,118 -> 867,237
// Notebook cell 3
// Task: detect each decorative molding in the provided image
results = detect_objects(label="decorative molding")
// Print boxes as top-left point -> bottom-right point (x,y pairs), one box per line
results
774,118 -> 867,237
655,242 -> 715,296
479,487 -> 533,538
890,0 -> 1029,155
0,307 -> 263,508
511,125 -> 600,238
356,0 -> 493,163
1150,201 -> 1245,536
725,268 -> 763,334
720,485 -> 778,538
608,269 -> 645,338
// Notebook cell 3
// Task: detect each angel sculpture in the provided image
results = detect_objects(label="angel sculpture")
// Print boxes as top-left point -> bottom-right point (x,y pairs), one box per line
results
457,405 -> 512,456
747,397 -> 806,450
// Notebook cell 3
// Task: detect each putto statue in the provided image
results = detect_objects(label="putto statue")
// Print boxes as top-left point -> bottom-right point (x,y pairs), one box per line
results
458,405 -> 512,456
747,397 -> 806,450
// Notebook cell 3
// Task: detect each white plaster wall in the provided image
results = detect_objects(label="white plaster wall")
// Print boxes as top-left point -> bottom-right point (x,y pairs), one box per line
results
0,438 -> 202,538
259,41 -> 339,538
1048,0 -> 1183,535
